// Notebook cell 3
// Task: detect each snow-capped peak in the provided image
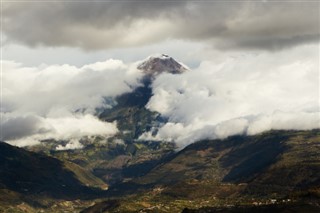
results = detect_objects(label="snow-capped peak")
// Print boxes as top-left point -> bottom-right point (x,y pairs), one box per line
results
146,53 -> 171,60
137,54 -> 189,77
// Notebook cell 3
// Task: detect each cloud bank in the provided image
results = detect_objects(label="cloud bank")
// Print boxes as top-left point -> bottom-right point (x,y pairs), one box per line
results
3,1 -> 319,50
140,44 -> 320,147
1,59 -> 143,147
1,45 -> 319,148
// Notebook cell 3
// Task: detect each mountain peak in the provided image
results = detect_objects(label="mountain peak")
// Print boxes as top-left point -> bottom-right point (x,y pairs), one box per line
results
137,54 -> 188,77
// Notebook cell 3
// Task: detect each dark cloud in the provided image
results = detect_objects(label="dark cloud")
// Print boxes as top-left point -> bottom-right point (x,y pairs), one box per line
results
216,34 -> 320,51
3,1 -> 319,50
0,115 -> 50,141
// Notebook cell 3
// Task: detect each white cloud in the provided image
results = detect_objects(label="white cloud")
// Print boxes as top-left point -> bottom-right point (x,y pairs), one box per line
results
1,59 -> 143,146
2,113 -> 118,147
2,59 -> 142,115
141,44 -> 320,147
45,114 -> 118,140
56,139 -> 84,151
2,43 -> 319,148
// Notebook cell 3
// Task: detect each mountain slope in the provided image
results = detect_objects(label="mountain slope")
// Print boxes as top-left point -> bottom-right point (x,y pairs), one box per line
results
97,130 -> 320,212
0,141 -> 104,200
9,54 -> 319,212
135,130 -> 320,192
25,54 -> 183,187
99,53 -> 187,143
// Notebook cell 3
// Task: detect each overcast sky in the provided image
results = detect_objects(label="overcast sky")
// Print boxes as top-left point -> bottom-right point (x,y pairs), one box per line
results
3,0 -> 319,66
1,0 -> 320,147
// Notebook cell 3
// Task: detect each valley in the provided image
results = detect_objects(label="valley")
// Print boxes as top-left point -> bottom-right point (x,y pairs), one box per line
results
1,55 -> 319,212
1,129 -> 319,212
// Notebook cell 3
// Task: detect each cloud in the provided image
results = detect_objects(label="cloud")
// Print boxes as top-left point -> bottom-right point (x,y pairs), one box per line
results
2,59 -> 142,115
0,114 -> 51,141
56,139 -> 84,151
1,43 -> 319,148
3,1 -> 319,50
140,43 -> 320,147
1,58 -> 143,146
1,113 -> 119,147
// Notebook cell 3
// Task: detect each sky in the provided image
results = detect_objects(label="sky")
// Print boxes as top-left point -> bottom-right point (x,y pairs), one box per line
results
1,0 -> 320,147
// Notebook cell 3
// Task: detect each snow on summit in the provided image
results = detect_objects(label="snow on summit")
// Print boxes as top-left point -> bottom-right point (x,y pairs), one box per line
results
137,54 -> 189,77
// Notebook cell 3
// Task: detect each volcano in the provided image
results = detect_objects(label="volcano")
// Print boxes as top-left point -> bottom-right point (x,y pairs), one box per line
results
138,54 -> 188,77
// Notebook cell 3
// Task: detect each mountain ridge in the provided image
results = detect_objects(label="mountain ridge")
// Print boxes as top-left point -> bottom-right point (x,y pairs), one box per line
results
2,54 -> 319,212
89,130 -> 320,212
0,141 -> 106,200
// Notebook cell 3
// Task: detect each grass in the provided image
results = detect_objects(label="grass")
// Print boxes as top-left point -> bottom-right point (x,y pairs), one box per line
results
2,130 -> 320,212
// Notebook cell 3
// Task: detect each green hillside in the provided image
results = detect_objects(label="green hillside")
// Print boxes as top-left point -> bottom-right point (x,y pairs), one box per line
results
2,129 -> 320,212
88,130 -> 320,212
0,141 -> 106,212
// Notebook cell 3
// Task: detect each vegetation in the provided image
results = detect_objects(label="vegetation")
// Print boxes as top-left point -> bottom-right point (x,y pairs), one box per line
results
84,130 -> 320,212
1,129 -> 320,212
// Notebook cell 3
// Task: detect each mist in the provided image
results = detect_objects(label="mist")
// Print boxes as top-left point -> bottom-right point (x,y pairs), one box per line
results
1,59 -> 143,146
141,44 -> 319,147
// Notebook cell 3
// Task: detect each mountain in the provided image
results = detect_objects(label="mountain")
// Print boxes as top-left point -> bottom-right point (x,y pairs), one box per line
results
138,54 -> 188,80
6,55 -> 319,212
87,130 -> 320,212
26,54 -> 184,186
0,141 -> 107,211
133,130 -> 320,189
4,130 -> 320,212
3,54 -> 186,211
99,53 -> 188,142
88,55 -> 189,184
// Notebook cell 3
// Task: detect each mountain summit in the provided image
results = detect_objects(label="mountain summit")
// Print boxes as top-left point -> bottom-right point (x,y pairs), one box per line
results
137,54 -> 188,78
100,54 -> 189,144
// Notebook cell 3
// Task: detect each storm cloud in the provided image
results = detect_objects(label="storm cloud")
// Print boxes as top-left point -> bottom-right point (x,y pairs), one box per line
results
3,1 -> 319,50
